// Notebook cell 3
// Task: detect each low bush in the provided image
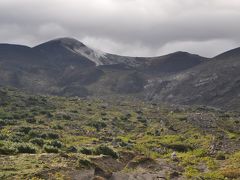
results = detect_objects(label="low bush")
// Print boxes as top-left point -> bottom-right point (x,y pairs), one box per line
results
26,118 -> 36,124
49,140 -> 63,148
30,138 -> 44,147
101,112 -> 107,116
78,158 -> 94,168
0,119 -> 6,126
0,141 -> 16,155
94,145 -> 118,159
216,151 -> 226,160
44,145 -> 59,153
10,132 -> 25,142
15,143 -> 37,153
165,143 -> 193,152
79,147 -> 93,155
18,126 -> 32,134
52,124 -> 63,130
67,146 -> 78,153
88,121 -> 107,131
28,130 -> 43,138
47,133 -> 59,139
0,134 -> 7,140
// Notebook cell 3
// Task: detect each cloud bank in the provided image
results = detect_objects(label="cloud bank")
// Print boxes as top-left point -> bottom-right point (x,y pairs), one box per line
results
0,0 -> 240,57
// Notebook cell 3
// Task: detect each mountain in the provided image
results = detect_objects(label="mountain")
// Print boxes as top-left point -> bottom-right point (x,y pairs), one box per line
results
0,37 -> 239,110
146,47 -> 240,110
34,37 -> 145,67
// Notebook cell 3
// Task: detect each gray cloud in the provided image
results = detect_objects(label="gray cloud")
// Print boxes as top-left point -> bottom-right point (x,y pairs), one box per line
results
0,0 -> 240,57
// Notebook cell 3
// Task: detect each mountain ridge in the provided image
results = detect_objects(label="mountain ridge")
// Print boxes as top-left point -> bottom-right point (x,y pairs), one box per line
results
0,37 -> 240,111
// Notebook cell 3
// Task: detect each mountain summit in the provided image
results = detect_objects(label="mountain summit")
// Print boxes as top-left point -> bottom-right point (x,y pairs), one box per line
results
0,37 -> 240,110
34,38 -> 106,66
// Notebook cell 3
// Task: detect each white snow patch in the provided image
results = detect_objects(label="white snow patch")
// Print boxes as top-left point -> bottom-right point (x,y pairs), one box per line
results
73,46 -> 107,66
69,65 -> 75,70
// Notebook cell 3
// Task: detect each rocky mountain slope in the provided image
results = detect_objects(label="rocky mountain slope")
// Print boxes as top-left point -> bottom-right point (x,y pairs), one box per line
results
146,47 -> 240,111
0,37 -> 239,111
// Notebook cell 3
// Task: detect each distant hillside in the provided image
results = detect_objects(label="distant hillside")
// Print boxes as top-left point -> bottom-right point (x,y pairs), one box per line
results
1,37 -> 240,110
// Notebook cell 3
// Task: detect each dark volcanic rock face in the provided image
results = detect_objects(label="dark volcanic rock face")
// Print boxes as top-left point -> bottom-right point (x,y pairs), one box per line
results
147,47 -> 240,110
1,37 -> 240,110
143,51 -> 206,74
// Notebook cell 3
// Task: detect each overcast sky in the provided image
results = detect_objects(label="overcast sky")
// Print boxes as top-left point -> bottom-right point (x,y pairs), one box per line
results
0,0 -> 240,57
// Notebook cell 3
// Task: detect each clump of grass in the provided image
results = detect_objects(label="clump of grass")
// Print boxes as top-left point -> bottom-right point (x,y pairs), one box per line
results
184,166 -> 200,179
201,171 -> 224,180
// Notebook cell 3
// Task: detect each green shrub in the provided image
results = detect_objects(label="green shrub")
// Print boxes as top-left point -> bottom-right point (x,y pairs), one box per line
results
40,133 -> 47,139
10,132 -> 26,142
0,119 -> 16,125
120,116 -> 128,121
78,158 -> 94,168
30,138 -> 44,147
79,147 -> 93,155
18,126 -> 32,134
0,134 -> 7,140
67,146 -> 77,153
63,114 -> 72,120
47,133 -> 59,139
52,124 -> 63,130
135,110 -> 143,115
125,113 -> 132,118
44,145 -> 59,153
13,114 -> 22,119
88,121 -> 107,131
49,140 -> 63,148
38,120 -> 45,124
46,112 -> 53,118
139,118 -> 147,123
0,141 -> 16,155
94,145 -> 118,159
0,119 -> 6,126
26,118 -> 36,124
216,151 -> 226,160
28,130 -> 43,138
154,130 -> 161,136
178,116 -> 187,121
15,143 -> 37,154
101,112 -> 107,116
165,143 -> 193,152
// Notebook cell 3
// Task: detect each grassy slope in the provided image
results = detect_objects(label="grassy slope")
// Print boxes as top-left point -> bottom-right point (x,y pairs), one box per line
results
0,88 -> 240,179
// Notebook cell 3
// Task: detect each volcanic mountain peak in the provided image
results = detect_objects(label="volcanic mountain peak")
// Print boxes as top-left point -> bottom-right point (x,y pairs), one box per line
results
33,37 -> 86,52
34,37 -> 107,66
